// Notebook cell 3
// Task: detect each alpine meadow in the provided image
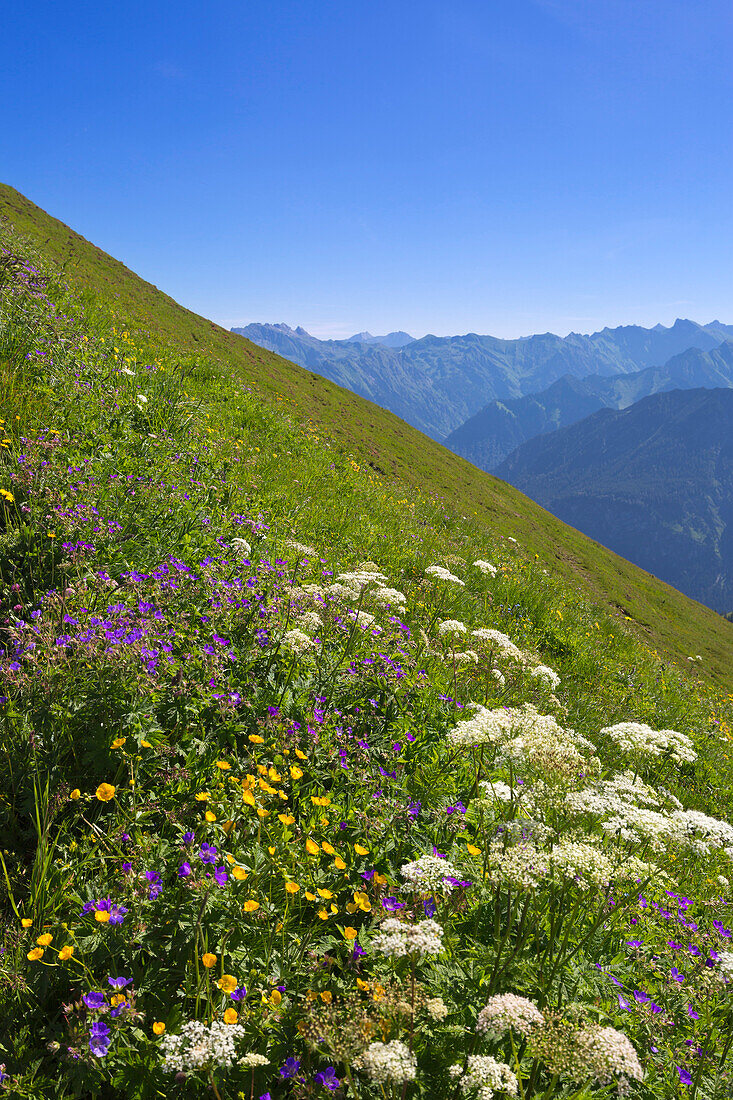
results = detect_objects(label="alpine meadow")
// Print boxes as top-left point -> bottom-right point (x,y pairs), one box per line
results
3,183 -> 733,1100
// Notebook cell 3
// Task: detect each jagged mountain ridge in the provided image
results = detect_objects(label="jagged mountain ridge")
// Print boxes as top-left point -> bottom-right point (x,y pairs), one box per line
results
235,319 -> 733,440
448,341 -> 733,471
495,387 -> 733,613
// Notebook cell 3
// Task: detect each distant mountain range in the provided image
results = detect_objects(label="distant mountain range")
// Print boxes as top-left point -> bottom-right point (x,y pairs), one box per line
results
347,330 -> 415,348
496,387 -> 733,613
234,319 -> 733,440
447,341 -> 733,470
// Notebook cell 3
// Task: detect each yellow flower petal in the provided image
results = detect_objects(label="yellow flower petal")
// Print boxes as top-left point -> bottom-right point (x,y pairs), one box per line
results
202,953 -> 217,968
153,1021 -> 166,1035
95,783 -> 116,802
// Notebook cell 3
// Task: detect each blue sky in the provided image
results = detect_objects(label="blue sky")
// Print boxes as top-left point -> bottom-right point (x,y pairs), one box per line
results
3,0 -> 732,339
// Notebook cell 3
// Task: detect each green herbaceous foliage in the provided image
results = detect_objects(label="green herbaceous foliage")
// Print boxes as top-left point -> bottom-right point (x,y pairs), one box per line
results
0,214 -> 732,1100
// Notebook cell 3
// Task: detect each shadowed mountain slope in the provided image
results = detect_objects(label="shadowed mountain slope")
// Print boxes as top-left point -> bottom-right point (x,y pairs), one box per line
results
448,342 -> 733,471
496,388 -> 733,613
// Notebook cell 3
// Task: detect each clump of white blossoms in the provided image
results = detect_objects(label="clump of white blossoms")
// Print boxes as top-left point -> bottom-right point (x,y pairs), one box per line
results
241,1053 -> 270,1068
573,1025 -> 644,1095
476,994 -> 544,1037
718,951 -> 733,977
471,628 -> 524,662
296,610 -> 322,632
371,917 -> 444,958
371,586 -> 407,606
231,537 -> 251,556
426,996 -> 449,1021
281,628 -> 314,654
550,839 -> 614,889
530,664 -> 560,689
449,1054 -> 518,1098
160,1020 -> 246,1073
474,560 -> 498,576
600,721 -> 696,764
425,564 -> 465,586
455,650 -> 479,664
670,808 -> 733,852
485,842 -> 549,891
347,608 -> 378,629
401,854 -> 459,894
478,779 -> 515,802
285,539 -> 316,557
438,619 -> 467,635
492,669 -> 506,687
356,1040 -> 416,1084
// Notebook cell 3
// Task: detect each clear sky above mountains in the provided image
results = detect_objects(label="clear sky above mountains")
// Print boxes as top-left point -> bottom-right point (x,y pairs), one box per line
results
3,0 -> 732,339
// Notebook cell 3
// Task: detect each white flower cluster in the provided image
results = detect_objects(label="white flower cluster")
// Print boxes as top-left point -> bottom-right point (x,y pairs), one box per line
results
454,650 -> 479,664
530,664 -> 560,689
566,772 -> 663,818
371,586 -> 407,606
371,917 -> 444,958
470,628 -> 524,661
447,704 -> 517,748
347,608 -> 378,628
160,1020 -> 246,1073
282,628 -> 314,654
572,1025 -> 644,1093
356,1040 -> 416,1084
473,560 -> 498,576
426,564 -> 465,586
550,840 -> 614,889
670,808 -> 733,852
241,1053 -> 270,1068
439,619 -> 467,635
492,669 -> 506,687
600,721 -> 697,764
401,854 -> 459,894
476,994 -> 544,1037
296,610 -> 322,632
718,951 -> 733,977
449,1054 -> 518,1098
426,996 -> 449,1021
231,537 -> 252,556
479,780 -> 515,802
485,842 -> 549,891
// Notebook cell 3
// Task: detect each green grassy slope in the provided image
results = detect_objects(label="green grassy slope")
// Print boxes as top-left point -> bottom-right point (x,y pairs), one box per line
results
3,186 -> 733,1100
2,181 -> 733,690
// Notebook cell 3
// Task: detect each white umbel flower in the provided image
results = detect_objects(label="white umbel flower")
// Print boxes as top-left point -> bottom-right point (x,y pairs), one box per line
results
282,628 -> 314,653
476,994 -> 544,1037
356,1040 -> 416,1084
473,560 -> 498,576
160,1020 -> 246,1073
371,917 -> 444,958
439,619 -> 467,635
531,664 -> 560,689
600,721 -> 696,764
401,854 -> 459,894
426,564 -> 465,585
450,1054 -> 519,1097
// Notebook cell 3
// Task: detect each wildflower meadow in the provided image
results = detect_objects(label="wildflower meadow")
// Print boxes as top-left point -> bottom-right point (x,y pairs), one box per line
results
1,220 -> 733,1099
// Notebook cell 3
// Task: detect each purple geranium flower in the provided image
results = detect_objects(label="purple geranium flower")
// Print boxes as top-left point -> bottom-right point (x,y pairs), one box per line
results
83,990 -> 105,1010
381,897 -> 405,911
146,870 -> 163,899
314,1066 -> 340,1090
89,1021 -> 111,1058
280,1058 -> 301,1079
213,865 -> 228,887
423,897 -> 437,918
677,1066 -> 692,1085
230,986 -> 247,1001
199,842 -> 218,864
107,976 -> 131,990
178,861 -> 192,878
182,831 -> 195,845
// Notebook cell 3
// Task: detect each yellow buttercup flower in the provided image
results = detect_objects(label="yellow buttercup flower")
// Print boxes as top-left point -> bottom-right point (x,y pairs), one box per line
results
69,789 -> 81,800
195,792 -> 209,802
27,947 -> 44,961
232,866 -> 248,880
58,946 -> 74,961
217,974 -> 238,993
140,740 -> 153,748
202,953 -> 217,968
21,918 -> 32,928
36,933 -> 52,946
294,748 -> 307,760
466,843 -> 481,856
223,820 -> 234,834
285,881 -> 300,893
344,927 -> 358,940
243,900 -> 260,912
320,991 -> 333,1003
354,843 -> 369,855
334,856 -> 347,870
249,734 -> 265,744
256,807 -> 269,818
153,1022 -> 166,1035
223,1007 -> 239,1024
317,909 -> 329,920
95,910 -> 111,923
270,989 -> 282,1006
278,813 -> 295,825
111,737 -> 126,750
205,811 -> 217,822
305,837 -> 319,856
305,891 -> 317,901
216,760 -> 231,770
95,783 -> 116,802
290,766 -> 303,780
321,841 -> 336,855
317,888 -> 333,898
243,790 -> 256,807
